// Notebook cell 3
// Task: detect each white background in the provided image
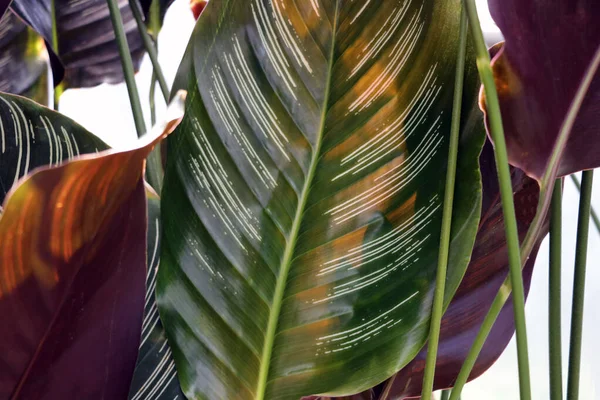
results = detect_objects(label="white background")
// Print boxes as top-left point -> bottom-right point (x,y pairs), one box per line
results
57,1 -> 599,398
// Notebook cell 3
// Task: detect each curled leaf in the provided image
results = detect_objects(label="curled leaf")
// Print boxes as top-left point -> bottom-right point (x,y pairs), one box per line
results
484,0 -> 600,180
0,92 -> 185,399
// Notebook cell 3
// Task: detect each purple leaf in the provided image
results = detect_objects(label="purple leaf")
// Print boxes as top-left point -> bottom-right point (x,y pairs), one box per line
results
483,0 -> 600,180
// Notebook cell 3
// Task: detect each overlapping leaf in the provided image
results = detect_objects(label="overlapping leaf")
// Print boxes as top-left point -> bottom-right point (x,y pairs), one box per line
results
9,0 -> 173,89
484,0 -> 600,180
0,92 -> 184,399
0,93 -> 107,204
128,189 -> 185,400
0,11 -> 48,104
158,1 -> 485,398
385,140 -> 548,398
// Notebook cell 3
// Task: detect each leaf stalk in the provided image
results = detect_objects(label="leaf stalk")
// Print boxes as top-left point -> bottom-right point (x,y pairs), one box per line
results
566,170 -> 593,400
420,8 -> 468,400
549,180 -> 563,400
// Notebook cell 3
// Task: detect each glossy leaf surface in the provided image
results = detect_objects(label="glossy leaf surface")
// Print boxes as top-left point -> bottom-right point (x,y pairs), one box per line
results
0,93 -> 184,399
484,0 -> 600,180
128,189 -> 184,400
0,92 -> 108,205
159,1 -> 485,398
10,0 -> 148,88
0,11 -> 48,104
386,140 -> 548,398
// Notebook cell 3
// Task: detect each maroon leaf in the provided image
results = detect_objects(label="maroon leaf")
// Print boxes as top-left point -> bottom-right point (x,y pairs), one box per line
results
0,93 -> 184,399
483,0 -> 600,180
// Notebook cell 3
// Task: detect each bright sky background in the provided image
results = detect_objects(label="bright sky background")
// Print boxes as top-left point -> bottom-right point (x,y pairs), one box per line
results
58,1 -> 598,399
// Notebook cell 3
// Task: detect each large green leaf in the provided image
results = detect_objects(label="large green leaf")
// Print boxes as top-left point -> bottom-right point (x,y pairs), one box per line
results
158,1 -> 484,398
0,92 -> 108,204
0,11 -> 48,104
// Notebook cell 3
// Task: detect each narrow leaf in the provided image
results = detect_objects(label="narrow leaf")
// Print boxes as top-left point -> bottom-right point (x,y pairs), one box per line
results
158,1 -> 485,398
128,188 -> 185,400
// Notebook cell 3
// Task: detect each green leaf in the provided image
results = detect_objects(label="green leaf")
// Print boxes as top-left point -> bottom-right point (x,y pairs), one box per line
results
158,1 -> 484,398
0,92 -> 108,205
128,188 -> 185,400
0,11 -> 48,104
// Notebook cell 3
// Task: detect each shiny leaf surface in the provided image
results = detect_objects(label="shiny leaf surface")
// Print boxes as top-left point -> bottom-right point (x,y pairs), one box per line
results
10,0 -> 152,89
158,1 -> 485,398
0,92 -> 184,399
0,92 -> 108,205
128,189 -> 184,400
0,11 -> 48,104
386,140 -> 549,398
484,0 -> 600,180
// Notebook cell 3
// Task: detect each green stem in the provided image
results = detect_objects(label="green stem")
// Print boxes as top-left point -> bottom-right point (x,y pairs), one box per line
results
566,170 -> 593,400
146,73 -> 163,192
570,175 -> 600,234
106,0 -> 146,138
128,0 -> 169,102
450,18 -> 600,400
150,72 -> 157,126
50,0 -> 62,110
460,2 -> 531,400
420,9 -> 468,400
549,180 -> 563,400
441,390 -> 451,400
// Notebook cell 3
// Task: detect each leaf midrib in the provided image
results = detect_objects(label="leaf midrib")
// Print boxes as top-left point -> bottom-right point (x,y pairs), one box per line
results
254,4 -> 340,399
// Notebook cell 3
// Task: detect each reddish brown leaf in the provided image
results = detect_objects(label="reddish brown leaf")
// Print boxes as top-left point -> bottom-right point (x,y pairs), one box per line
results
0,93 -> 184,399
483,0 -> 600,180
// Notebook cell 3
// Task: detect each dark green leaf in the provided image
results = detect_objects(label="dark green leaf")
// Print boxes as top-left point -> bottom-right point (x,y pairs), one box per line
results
0,11 -> 48,104
158,1 -> 485,398
0,92 -> 108,205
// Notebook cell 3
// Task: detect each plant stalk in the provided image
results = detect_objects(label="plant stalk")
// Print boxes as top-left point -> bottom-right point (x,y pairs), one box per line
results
459,2 -> 532,400
420,8 -> 468,400
441,390 -> 451,400
549,179 -> 563,400
570,174 -> 600,234
128,0 -> 169,102
105,0 -> 146,138
449,25 -> 600,400
50,0 -> 63,110
566,170 -> 593,400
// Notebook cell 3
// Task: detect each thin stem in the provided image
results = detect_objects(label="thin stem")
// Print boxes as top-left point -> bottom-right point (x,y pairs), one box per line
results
50,0 -> 62,110
150,72 -> 157,126
566,170 -> 593,400
106,0 -> 146,138
461,2 -> 531,400
441,390 -> 451,400
450,17 -> 600,400
549,180 -> 563,400
146,73 -> 164,191
420,9 -> 468,400
570,175 -> 600,234
128,0 -> 169,102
